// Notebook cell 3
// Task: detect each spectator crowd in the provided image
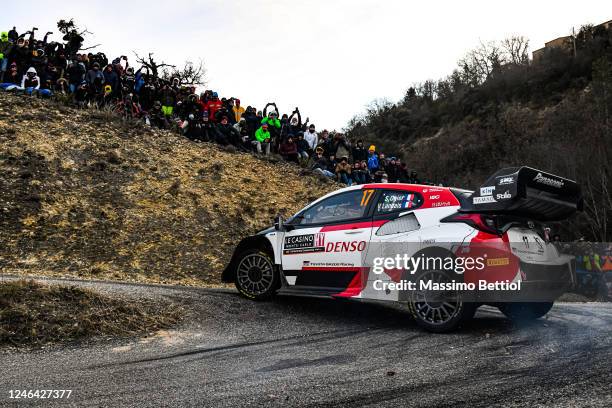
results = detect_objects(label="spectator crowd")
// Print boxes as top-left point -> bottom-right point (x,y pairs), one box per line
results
0,24 -> 428,186
553,240 -> 612,301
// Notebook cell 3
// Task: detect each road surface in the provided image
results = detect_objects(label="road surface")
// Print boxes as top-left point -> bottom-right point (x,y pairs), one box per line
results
0,277 -> 611,407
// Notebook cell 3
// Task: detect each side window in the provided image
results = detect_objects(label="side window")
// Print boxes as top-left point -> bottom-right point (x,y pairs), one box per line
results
375,191 -> 423,215
299,190 -> 373,225
376,213 -> 420,236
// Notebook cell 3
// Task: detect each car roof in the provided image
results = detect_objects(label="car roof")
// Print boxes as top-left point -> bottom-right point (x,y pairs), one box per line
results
306,183 -> 451,206
362,183 -> 450,191
292,183 -> 458,218
330,183 -> 452,195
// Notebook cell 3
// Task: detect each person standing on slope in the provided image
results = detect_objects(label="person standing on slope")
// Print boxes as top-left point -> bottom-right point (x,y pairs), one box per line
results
304,124 -> 318,155
367,145 -> 379,173
232,98 -> 245,122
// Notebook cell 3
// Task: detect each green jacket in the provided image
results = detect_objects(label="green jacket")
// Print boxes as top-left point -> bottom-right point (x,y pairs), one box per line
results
584,254 -> 602,272
255,127 -> 271,143
0,32 -> 11,57
261,117 -> 281,128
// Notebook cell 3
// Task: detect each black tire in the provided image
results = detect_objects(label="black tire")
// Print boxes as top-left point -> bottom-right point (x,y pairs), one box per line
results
234,249 -> 279,300
407,269 -> 477,333
498,302 -> 554,321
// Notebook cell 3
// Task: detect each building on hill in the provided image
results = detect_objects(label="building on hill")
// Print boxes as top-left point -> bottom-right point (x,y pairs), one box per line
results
532,36 -> 573,62
598,19 -> 612,30
532,18 -> 611,63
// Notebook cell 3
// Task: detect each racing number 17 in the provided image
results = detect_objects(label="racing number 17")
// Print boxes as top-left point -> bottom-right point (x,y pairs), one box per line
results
361,189 -> 374,207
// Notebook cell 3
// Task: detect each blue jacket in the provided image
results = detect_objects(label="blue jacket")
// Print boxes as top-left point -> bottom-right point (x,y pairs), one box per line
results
367,153 -> 379,172
135,72 -> 145,93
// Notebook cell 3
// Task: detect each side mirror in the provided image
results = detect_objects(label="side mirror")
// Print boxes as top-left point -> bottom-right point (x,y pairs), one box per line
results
274,215 -> 284,231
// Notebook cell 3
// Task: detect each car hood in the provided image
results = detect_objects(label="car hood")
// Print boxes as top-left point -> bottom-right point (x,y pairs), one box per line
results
257,226 -> 275,235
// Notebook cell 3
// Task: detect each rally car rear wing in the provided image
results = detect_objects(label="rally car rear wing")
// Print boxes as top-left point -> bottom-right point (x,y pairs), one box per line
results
455,167 -> 583,221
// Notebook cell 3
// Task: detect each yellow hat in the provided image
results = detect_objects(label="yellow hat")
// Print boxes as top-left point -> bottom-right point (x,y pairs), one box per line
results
368,145 -> 376,151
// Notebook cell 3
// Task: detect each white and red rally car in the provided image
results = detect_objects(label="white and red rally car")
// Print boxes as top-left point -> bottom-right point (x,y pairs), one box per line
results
223,167 -> 582,332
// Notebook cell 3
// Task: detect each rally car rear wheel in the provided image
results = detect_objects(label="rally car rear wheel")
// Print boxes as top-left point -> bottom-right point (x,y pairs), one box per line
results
498,302 -> 553,321
408,270 -> 476,333
235,250 -> 278,300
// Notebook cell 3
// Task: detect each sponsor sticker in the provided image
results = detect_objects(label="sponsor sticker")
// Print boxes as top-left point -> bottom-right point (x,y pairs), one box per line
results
473,196 -> 497,204
533,172 -> 564,188
302,261 -> 355,267
284,234 -> 315,249
284,234 -> 326,254
496,190 -> 512,200
325,241 -> 366,252
497,176 -> 514,185
487,257 -> 510,266
480,186 -> 495,196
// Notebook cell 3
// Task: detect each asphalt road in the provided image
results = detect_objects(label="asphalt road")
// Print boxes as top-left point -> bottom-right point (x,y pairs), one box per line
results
0,277 -> 611,407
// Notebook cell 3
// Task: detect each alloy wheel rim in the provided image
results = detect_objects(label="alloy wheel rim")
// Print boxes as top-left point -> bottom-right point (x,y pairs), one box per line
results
413,271 -> 462,325
237,254 -> 274,295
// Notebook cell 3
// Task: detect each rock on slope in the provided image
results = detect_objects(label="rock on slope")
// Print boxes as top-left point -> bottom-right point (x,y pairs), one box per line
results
0,93 -> 337,285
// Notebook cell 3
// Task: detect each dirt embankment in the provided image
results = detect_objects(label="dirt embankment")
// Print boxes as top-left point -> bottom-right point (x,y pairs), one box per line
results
0,279 -> 183,348
0,93 -> 337,285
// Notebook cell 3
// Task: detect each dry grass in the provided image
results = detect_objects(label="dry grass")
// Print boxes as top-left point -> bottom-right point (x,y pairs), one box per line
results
0,280 -> 183,348
0,93 -> 338,285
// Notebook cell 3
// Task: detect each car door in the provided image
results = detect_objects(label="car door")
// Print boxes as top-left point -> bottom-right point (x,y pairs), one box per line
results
362,189 -> 424,300
281,188 -> 377,295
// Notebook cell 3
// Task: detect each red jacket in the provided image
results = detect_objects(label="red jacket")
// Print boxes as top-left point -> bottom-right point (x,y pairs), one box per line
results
280,141 -> 298,156
196,100 -> 207,113
205,99 -> 223,122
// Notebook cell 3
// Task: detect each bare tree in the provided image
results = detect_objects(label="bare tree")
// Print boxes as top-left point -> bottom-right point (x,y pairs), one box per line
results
57,18 -> 101,54
162,60 -> 207,86
459,41 -> 505,85
365,98 -> 393,117
421,80 -> 437,101
134,52 -> 175,79
502,36 -> 530,65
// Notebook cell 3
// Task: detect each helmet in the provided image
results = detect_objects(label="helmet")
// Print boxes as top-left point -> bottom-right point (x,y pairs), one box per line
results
26,67 -> 37,75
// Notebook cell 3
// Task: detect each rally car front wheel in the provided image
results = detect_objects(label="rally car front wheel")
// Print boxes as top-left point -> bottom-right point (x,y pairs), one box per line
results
408,270 -> 476,333
234,250 -> 279,300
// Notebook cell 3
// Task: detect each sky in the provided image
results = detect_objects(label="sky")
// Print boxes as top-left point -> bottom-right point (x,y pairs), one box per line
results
2,1 -> 611,130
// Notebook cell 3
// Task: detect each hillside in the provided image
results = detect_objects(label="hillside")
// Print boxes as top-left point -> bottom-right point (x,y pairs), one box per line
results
347,24 -> 612,241
0,93 -> 337,285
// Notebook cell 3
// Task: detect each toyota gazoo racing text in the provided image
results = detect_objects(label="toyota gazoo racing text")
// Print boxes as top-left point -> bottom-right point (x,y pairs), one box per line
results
223,167 -> 583,332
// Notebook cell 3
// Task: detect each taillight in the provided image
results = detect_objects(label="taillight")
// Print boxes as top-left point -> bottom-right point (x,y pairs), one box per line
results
441,213 -> 501,235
